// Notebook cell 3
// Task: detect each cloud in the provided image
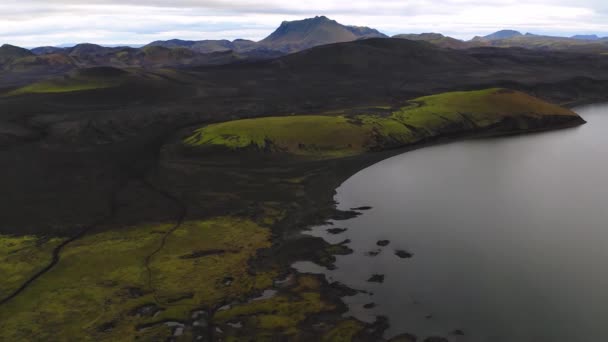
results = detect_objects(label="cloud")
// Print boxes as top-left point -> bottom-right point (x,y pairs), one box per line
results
1,0 -> 608,47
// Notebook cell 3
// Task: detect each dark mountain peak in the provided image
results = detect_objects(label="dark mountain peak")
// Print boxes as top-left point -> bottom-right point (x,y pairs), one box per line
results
0,44 -> 34,63
69,43 -> 109,56
260,16 -> 386,52
31,46 -> 66,55
484,30 -> 523,40
1,44 -> 32,54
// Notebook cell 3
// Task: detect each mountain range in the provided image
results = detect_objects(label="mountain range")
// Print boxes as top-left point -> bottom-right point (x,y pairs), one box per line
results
3,15 -> 608,88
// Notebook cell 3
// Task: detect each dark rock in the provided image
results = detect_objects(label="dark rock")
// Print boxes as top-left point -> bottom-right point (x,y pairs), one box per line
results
330,281 -> 359,296
327,228 -> 348,235
331,210 -> 361,221
367,274 -> 385,283
363,302 -> 376,309
125,287 -> 145,298
395,250 -> 414,258
130,303 -> 163,317
365,249 -> 381,257
390,333 -> 418,342
222,277 -> 234,286
97,321 -> 116,333
425,314 -> 433,319
451,329 -> 465,336
424,337 -> 448,342
377,240 -> 390,247
166,293 -> 194,303
179,249 -> 227,259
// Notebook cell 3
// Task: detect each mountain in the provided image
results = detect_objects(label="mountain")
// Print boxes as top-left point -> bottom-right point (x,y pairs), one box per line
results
393,33 -> 470,49
0,44 -> 34,64
259,16 -> 387,53
469,33 -> 608,53
481,30 -> 523,40
572,35 -> 600,41
31,46 -> 66,55
148,16 -> 387,54
147,39 -> 258,54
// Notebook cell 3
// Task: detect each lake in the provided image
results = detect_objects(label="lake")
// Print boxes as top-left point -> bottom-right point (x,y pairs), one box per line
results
294,104 -> 608,342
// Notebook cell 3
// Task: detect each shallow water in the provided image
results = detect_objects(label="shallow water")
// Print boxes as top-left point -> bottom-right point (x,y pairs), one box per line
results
295,104 -> 608,342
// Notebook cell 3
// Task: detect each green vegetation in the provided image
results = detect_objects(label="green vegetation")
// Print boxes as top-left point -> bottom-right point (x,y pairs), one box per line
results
0,235 -> 65,299
184,115 -> 372,157
6,67 -> 130,96
7,78 -> 119,96
0,217 -> 276,341
322,319 -> 366,342
215,274 -> 337,339
184,88 -> 578,158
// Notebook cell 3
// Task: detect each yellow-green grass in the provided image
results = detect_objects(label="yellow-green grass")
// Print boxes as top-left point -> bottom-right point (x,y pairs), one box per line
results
184,89 -> 577,158
0,217 -> 275,341
0,235 -> 66,299
392,88 -> 575,132
215,274 -> 336,339
322,319 -> 366,342
7,78 -> 120,96
184,115 -> 373,158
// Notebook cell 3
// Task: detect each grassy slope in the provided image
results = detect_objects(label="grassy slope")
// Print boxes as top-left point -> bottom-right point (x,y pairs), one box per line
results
0,235 -> 66,299
0,217 -> 278,341
184,88 -> 579,158
5,68 -> 129,96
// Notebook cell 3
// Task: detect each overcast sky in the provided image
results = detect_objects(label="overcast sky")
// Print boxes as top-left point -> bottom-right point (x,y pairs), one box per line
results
3,0 -> 608,47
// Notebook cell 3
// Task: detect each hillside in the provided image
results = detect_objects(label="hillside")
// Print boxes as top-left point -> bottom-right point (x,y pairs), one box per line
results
0,44 -> 34,64
393,33 -> 469,49
184,89 -> 583,158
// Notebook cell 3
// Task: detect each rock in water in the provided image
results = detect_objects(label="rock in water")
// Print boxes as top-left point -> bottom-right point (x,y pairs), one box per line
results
367,274 -> 385,283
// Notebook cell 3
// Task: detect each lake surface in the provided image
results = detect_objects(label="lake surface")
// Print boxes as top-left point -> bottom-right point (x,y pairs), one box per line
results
294,104 -> 608,342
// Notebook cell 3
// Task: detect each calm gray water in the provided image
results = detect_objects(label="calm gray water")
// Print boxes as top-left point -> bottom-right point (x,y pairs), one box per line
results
294,104 -> 608,342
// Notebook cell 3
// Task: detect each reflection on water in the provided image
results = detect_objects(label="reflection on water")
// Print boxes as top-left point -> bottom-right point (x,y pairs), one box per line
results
295,104 -> 608,342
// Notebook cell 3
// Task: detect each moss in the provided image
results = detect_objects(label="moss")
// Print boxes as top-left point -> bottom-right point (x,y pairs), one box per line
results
391,88 -> 575,133
0,235 -> 65,299
184,115 -> 373,158
7,78 -> 119,96
184,89 -> 577,158
322,319 -> 365,342
215,275 -> 336,339
6,69 -> 131,96
0,217 -> 274,341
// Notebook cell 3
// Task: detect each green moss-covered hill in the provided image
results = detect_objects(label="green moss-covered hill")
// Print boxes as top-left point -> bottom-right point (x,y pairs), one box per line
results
184,88 -> 583,158
5,67 -> 131,96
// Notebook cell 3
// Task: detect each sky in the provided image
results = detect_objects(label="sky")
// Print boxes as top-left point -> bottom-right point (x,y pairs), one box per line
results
3,0 -> 608,47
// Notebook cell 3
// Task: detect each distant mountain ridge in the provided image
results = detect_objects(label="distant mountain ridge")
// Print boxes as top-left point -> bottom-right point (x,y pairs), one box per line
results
147,16 -> 386,54
393,29 -> 608,53
4,17 -> 608,83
